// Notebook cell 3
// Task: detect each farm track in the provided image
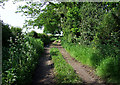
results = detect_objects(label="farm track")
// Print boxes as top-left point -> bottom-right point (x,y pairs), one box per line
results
51,43 -> 106,85
32,45 -> 55,85
32,42 -> 107,85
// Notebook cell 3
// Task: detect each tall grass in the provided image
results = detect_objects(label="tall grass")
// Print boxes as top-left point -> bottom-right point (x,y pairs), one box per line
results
61,42 -> 102,68
50,48 -> 81,84
61,41 -> 120,83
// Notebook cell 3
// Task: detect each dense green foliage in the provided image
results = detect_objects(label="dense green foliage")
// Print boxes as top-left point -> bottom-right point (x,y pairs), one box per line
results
17,2 -> 120,45
37,33 -> 51,45
2,1 -> 120,84
60,3 -> 120,46
2,24 -> 14,47
32,2 -> 120,83
59,2 -> 120,83
2,23 -> 44,85
17,2 -> 62,34
50,48 -> 81,84
2,24 -> 23,47
11,26 -> 22,36
2,35 -> 44,85
27,30 -> 38,38
27,31 -> 51,45
40,4 -> 61,34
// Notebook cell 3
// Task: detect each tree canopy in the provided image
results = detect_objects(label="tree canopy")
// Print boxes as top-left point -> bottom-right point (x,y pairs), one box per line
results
16,1 -> 120,45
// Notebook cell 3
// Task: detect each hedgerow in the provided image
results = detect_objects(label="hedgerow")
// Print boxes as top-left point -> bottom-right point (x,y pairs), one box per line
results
2,33 -> 44,85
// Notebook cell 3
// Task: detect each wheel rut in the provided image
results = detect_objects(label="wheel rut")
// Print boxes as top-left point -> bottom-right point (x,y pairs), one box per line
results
32,46 -> 55,85
32,43 -> 106,85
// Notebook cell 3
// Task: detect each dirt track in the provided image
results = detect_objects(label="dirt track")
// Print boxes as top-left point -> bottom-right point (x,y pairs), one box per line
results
32,46 -> 55,85
32,43 -> 106,85
51,43 -> 105,85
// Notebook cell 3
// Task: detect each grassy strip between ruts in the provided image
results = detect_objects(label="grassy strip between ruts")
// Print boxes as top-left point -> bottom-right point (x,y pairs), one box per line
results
50,48 -> 82,84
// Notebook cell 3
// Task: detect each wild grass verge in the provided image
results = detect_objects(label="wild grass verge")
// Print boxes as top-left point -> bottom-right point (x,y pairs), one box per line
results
61,41 -> 120,83
50,48 -> 82,84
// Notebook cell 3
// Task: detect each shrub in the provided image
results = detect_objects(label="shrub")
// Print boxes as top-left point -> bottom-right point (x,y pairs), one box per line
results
27,31 -> 50,45
97,9 -> 120,46
2,34 -> 44,85
96,57 -> 120,83
27,30 -> 38,38
11,26 -> 22,36
28,37 -> 44,54
37,33 -> 50,45
2,24 -> 14,47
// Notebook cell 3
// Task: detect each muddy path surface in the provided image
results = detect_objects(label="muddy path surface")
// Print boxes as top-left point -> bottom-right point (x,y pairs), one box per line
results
32,45 -> 55,85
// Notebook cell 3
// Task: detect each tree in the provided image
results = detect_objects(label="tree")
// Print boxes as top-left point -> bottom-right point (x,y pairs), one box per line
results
17,1 -> 61,34
11,26 -> 22,36
2,23 -> 14,47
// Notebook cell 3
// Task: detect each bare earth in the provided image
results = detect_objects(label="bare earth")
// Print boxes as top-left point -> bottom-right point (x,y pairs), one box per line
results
32,46 -> 55,85
32,43 -> 107,85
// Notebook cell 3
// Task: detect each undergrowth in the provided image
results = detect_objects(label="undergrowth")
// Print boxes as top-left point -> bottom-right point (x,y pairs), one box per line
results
2,34 -> 44,85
